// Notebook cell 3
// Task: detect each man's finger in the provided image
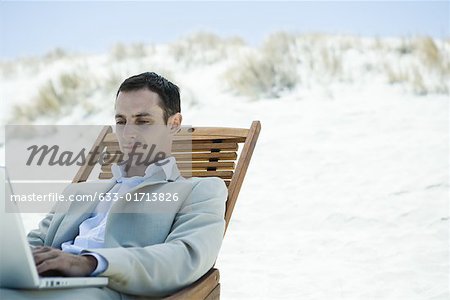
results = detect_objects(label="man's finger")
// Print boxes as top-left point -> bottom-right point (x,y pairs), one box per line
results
33,251 -> 59,266
36,258 -> 60,275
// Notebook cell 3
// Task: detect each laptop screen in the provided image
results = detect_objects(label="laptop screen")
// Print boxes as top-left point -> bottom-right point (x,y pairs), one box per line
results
1,166 -> 15,212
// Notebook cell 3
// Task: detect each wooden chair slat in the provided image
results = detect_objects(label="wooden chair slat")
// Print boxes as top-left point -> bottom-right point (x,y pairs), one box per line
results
99,172 -> 232,184
105,143 -> 238,153
174,152 -> 238,161
99,173 -> 113,180
180,170 -> 234,179
101,162 -> 235,172
177,127 -> 249,138
104,133 -> 245,144
174,136 -> 246,143
100,165 -> 111,172
103,152 -> 238,162
178,161 -> 235,169
174,142 -> 238,151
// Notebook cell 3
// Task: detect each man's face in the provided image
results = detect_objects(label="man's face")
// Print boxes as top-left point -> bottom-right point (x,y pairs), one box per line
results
115,89 -> 172,165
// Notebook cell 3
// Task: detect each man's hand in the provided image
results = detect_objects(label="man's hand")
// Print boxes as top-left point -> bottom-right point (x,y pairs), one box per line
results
32,246 -> 97,277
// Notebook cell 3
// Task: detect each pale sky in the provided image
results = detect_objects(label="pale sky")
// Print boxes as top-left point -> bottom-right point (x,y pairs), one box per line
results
0,1 -> 448,59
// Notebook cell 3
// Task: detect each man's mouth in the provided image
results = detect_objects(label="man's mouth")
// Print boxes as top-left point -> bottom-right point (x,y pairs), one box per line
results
123,143 -> 141,150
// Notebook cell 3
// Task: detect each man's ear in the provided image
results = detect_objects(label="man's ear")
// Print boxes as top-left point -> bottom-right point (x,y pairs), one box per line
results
167,113 -> 182,135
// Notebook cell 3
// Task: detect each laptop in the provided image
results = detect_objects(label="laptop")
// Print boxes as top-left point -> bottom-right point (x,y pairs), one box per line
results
0,166 -> 108,289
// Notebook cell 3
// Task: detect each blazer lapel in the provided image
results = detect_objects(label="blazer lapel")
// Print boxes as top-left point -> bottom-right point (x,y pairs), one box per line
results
51,179 -> 116,247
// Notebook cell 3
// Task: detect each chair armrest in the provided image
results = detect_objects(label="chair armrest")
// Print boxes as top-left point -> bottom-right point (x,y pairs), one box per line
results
163,268 -> 220,300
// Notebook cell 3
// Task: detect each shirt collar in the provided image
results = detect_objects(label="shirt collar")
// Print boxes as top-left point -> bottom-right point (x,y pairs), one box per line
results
111,156 -> 181,184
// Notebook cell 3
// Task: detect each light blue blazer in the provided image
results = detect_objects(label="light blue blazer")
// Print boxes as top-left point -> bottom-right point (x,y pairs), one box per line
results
27,163 -> 227,297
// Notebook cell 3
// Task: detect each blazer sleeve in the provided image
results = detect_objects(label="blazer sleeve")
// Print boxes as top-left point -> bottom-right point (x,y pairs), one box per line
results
27,211 -> 54,247
85,177 -> 227,297
26,183 -> 77,247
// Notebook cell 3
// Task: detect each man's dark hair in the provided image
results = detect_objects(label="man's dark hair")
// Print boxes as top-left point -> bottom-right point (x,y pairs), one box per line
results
116,72 -> 181,124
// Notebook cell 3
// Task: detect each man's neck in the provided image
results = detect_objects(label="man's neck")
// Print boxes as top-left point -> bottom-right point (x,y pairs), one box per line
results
123,156 -> 172,177
124,157 -> 158,177
124,165 -> 148,177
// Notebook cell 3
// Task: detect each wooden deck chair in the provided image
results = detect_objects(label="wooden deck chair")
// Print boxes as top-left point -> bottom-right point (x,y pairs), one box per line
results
72,121 -> 261,299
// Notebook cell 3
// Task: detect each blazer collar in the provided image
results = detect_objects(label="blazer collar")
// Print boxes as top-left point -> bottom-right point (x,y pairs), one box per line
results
111,156 -> 181,184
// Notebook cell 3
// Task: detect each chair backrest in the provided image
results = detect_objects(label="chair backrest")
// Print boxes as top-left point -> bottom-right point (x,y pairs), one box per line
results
73,121 -> 261,233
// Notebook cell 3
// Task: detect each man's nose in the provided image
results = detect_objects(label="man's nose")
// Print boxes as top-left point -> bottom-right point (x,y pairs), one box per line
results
122,124 -> 138,139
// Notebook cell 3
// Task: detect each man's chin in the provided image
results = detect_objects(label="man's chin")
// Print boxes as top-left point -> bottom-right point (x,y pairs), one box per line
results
122,151 -> 146,159
121,145 -> 144,153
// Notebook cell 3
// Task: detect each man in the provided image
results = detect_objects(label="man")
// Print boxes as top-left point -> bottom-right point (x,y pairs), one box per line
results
2,72 -> 227,299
